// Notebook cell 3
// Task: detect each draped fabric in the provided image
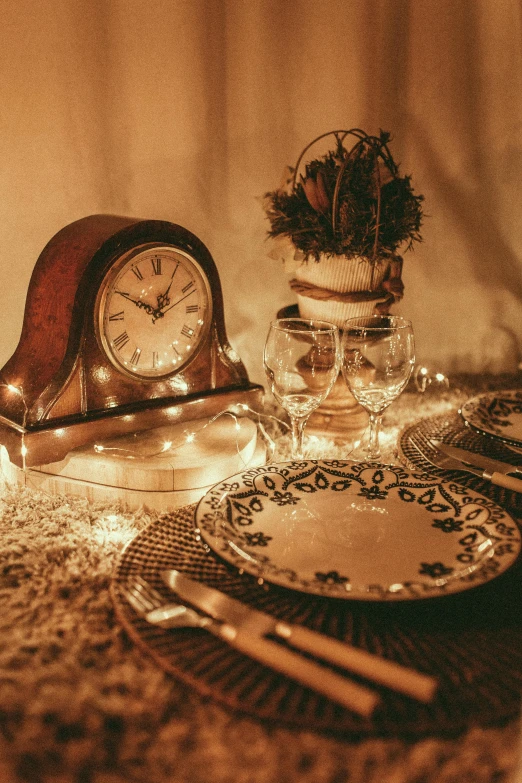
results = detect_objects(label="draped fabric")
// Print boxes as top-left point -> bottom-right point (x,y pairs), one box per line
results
1,0 -> 521,385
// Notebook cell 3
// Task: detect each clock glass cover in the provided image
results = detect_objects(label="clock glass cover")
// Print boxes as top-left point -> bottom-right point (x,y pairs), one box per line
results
97,244 -> 211,378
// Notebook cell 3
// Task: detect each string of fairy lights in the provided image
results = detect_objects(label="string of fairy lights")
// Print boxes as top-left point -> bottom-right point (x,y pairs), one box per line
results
2,383 -> 29,471
92,405 -> 286,464
0,381 -> 289,473
0,364 -> 449,477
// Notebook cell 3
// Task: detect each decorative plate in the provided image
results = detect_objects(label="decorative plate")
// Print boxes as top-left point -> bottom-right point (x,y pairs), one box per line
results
195,461 -> 521,601
460,389 -> 522,447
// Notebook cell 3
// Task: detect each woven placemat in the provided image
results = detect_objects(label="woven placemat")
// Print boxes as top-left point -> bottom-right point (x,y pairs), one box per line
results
398,411 -> 522,518
111,413 -> 522,738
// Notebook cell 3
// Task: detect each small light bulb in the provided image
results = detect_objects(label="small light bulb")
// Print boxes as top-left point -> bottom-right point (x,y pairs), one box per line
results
162,440 -> 173,452
21,444 -> 28,457
7,384 -> 21,395
186,432 -> 195,443
94,444 -> 104,452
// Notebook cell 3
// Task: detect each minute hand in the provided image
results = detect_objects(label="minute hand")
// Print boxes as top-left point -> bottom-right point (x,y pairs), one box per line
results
161,290 -> 196,314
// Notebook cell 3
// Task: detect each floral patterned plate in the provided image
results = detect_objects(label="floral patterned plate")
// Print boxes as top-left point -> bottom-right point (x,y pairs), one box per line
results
460,389 -> 522,447
195,461 -> 521,601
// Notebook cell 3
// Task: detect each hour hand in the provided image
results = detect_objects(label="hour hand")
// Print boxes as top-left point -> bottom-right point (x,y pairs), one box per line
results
156,279 -> 173,312
116,290 -> 155,315
151,279 -> 176,322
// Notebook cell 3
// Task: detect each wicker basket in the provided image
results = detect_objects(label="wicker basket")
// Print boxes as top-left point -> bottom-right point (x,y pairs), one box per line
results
293,254 -> 391,327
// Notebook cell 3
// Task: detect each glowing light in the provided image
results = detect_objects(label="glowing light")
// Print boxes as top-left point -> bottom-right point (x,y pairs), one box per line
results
93,366 -> 111,383
86,405 -> 286,466
414,364 -> 450,393
1,382 -> 29,471
388,583 -> 404,593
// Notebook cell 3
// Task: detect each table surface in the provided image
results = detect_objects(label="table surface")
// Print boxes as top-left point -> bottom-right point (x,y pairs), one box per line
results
1,373 -> 521,783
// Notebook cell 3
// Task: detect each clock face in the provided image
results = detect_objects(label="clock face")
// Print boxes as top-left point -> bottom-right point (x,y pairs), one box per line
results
97,244 -> 211,379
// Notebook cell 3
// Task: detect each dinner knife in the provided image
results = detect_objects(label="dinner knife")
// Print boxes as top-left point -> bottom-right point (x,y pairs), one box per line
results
162,569 -> 438,703
127,576 -> 378,717
430,441 -> 522,492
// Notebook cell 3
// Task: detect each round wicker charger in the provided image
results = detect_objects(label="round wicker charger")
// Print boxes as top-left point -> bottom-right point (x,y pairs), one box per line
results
111,413 -> 522,739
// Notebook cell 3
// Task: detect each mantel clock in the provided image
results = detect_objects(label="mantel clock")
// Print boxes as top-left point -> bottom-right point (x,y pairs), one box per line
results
0,215 -> 263,467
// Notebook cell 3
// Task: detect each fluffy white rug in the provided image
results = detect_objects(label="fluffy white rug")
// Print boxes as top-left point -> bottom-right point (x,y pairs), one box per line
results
1,374 -> 521,782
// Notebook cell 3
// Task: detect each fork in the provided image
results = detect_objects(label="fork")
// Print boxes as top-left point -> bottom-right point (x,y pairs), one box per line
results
123,575 -> 218,630
408,430 -> 522,491
121,575 -> 380,716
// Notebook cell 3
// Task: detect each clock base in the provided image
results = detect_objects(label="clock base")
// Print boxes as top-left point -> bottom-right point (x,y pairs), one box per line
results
0,385 -> 264,468
1,415 -> 267,512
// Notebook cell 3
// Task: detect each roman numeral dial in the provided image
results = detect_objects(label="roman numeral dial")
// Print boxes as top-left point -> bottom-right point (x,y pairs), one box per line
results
99,245 -> 211,378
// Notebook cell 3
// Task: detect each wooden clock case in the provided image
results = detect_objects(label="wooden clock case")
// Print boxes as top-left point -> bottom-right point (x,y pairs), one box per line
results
0,215 -> 263,467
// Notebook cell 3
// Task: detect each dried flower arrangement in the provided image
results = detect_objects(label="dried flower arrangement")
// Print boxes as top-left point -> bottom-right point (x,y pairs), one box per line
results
263,129 -> 424,264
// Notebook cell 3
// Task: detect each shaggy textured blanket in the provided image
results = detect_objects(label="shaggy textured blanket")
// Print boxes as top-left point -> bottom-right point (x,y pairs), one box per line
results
1,376 -> 521,783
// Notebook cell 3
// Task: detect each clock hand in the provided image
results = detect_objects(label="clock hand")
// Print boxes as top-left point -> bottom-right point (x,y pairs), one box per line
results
156,259 -> 182,311
156,278 -> 174,311
151,308 -> 165,324
152,278 -> 178,322
116,290 -> 155,316
160,290 -> 196,315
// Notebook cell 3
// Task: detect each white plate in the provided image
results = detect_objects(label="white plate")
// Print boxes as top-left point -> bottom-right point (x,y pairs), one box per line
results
195,461 -> 521,601
460,390 -> 522,447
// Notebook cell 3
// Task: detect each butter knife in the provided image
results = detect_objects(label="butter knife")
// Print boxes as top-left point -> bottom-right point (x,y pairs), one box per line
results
431,441 -> 522,492
162,569 -> 438,703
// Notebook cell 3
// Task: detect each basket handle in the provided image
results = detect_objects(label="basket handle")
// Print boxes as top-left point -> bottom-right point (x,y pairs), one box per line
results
291,129 -> 397,261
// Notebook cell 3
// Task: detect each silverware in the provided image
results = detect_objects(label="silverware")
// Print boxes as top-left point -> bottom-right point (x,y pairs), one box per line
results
122,575 -> 379,716
162,569 -> 438,703
408,433 -> 522,493
431,441 -> 522,477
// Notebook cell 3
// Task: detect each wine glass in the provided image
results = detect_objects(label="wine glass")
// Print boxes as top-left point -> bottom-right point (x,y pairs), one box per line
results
341,315 -> 415,461
263,318 -> 340,459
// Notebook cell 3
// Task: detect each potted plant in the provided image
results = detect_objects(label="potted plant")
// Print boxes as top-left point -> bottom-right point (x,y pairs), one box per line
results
263,128 -> 424,326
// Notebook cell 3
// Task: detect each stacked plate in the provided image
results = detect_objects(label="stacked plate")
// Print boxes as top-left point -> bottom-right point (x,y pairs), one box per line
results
460,389 -> 522,449
195,459 -> 521,602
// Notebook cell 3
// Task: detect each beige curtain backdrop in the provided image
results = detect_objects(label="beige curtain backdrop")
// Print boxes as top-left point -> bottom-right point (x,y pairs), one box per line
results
1,0 -> 521,386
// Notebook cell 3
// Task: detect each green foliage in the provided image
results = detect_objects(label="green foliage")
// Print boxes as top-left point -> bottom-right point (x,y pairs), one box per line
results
264,129 -> 424,262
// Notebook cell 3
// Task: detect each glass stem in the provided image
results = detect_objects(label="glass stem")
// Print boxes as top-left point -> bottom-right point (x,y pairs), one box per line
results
291,416 -> 307,459
367,412 -> 382,460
